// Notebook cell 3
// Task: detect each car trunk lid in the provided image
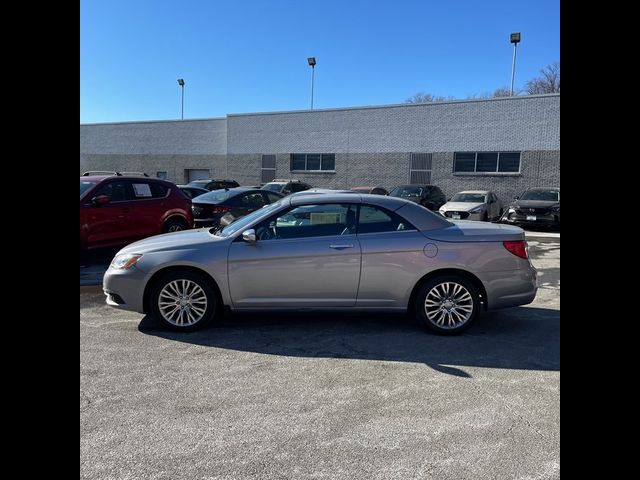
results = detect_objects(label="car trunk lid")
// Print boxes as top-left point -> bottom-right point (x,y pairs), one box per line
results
423,220 -> 524,242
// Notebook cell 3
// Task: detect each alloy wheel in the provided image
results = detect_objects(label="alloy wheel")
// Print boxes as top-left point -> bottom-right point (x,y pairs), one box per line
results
424,282 -> 474,329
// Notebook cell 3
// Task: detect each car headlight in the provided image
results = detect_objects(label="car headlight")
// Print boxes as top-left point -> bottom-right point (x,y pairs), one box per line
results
110,253 -> 143,270
550,205 -> 560,212
469,206 -> 483,213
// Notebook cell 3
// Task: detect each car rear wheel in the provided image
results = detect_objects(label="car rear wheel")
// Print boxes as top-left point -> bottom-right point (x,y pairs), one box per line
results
150,270 -> 217,331
415,275 -> 479,335
163,217 -> 188,233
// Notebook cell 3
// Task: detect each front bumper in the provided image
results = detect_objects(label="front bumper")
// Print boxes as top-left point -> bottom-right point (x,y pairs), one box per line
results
502,211 -> 560,228
441,210 -> 484,221
103,265 -> 148,313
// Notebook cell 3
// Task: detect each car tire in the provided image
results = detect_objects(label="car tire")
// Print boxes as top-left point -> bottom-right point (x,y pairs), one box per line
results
415,275 -> 480,335
163,217 -> 188,233
150,270 -> 218,331
483,211 -> 489,222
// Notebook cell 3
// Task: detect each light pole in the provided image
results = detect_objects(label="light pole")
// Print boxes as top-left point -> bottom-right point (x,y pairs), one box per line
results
509,33 -> 521,96
307,57 -> 316,109
177,78 -> 185,119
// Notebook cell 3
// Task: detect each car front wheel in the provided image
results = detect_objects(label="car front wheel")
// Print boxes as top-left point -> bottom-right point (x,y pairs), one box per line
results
415,275 -> 480,335
150,270 -> 217,331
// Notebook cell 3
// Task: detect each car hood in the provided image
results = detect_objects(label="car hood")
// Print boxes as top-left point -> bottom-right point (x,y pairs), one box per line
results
424,220 -> 524,242
510,200 -> 559,209
117,228 -> 227,255
440,201 -> 484,212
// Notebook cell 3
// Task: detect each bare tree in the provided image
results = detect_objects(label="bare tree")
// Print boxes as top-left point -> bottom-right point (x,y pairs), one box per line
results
492,87 -> 512,97
525,62 -> 560,94
405,92 -> 450,103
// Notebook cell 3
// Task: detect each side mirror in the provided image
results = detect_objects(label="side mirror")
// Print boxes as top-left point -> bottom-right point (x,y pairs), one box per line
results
447,198 -> 451,202
514,196 -> 519,200
92,195 -> 110,206
242,229 -> 256,243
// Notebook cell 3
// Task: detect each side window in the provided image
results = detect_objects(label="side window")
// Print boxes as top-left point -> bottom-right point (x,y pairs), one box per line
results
290,183 -> 307,193
263,192 -> 282,203
240,192 -> 267,209
94,181 -> 127,202
149,183 -> 169,198
131,182 -> 154,200
358,205 -> 416,234
255,203 -> 357,241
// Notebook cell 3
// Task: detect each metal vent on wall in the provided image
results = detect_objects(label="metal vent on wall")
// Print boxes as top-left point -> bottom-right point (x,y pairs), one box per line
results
261,155 -> 276,183
410,153 -> 432,184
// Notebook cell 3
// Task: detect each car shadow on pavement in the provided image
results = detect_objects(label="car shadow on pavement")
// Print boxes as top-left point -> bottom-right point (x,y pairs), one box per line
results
138,306 -> 559,377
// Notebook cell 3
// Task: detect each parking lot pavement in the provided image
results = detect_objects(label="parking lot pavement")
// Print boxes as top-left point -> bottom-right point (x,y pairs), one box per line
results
81,237 -> 559,480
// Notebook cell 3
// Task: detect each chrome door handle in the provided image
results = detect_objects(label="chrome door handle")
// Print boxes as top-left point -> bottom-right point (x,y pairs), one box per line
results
329,244 -> 354,249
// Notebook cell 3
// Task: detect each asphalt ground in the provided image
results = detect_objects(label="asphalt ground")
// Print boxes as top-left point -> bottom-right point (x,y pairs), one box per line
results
80,233 -> 559,480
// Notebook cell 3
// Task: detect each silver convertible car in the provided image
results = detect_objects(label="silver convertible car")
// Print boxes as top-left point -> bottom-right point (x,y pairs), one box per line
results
103,193 -> 537,335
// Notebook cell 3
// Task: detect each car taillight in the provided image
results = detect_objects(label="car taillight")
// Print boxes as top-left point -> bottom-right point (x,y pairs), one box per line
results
503,240 -> 529,259
211,206 -> 231,214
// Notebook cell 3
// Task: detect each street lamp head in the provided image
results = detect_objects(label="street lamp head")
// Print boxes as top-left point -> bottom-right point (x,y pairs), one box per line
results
510,32 -> 521,44
177,78 -> 185,86
307,57 -> 316,67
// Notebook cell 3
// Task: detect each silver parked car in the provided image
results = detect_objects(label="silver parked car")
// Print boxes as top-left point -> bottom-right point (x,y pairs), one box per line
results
103,193 -> 537,335
439,190 -> 503,221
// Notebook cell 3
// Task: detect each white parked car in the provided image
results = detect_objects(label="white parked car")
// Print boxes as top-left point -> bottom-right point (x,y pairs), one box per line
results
439,190 -> 503,221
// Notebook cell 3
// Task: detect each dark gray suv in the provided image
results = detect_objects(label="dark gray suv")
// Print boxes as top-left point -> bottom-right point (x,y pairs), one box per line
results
388,184 -> 446,211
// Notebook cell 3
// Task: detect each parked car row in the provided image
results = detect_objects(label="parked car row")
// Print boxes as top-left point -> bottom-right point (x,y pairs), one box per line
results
81,171 -> 558,251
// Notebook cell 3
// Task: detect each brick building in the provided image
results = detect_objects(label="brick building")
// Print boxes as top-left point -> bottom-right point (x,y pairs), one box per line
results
80,94 -> 559,201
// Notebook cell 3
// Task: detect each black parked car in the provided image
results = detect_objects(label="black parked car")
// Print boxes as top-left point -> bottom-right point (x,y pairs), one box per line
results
191,187 -> 284,228
500,187 -> 560,229
177,185 -> 209,199
388,184 -> 446,211
187,178 -> 240,191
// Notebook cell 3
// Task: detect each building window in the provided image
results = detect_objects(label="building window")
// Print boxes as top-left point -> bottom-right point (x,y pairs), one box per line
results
410,153 -> 432,184
453,152 -> 521,174
290,153 -> 335,172
261,155 -> 276,183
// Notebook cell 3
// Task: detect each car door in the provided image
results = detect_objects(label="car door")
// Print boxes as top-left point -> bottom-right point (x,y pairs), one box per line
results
82,180 -> 132,246
127,180 -> 169,238
356,204 -> 428,307
227,203 -> 361,307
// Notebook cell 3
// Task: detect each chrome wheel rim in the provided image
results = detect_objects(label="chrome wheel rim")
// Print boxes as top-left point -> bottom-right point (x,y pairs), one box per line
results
158,280 -> 208,326
424,282 -> 474,329
168,224 -> 184,232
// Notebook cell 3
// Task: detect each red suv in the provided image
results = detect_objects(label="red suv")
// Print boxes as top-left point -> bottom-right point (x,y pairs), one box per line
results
80,172 -> 193,250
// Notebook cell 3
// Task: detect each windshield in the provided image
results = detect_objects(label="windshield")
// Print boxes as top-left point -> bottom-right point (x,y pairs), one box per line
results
521,189 -> 559,201
194,189 -> 233,202
216,200 -> 284,238
262,183 -> 284,192
80,181 -> 97,197
451,193 -> 487,203
389,186 -> 423,198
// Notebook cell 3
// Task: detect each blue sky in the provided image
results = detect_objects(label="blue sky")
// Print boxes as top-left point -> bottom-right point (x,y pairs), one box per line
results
80,0 -> 559,123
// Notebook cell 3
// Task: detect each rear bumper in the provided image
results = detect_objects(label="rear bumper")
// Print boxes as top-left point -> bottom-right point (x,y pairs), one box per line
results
193,216 -> 223,228
478,266 -> 538,310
